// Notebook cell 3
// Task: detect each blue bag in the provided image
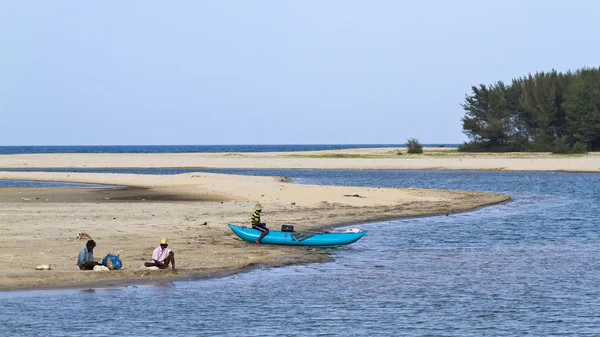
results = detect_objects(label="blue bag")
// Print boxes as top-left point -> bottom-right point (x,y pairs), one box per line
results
101,253 -> 123,270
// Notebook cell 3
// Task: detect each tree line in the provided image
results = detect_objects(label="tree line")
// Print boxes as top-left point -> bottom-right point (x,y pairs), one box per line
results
460,66 -> 600,153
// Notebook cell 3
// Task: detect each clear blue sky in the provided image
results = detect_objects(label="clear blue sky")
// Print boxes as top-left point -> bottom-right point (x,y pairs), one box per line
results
1,1 -> 598,145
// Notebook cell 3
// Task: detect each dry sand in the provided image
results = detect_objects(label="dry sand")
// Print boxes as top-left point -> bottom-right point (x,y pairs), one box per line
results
1,147 -> 600,171
0,169 -> 509,291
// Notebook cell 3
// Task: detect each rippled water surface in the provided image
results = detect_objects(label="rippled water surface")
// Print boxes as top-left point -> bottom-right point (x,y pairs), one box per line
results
0,180 -> 114,188
1,170 -> 600,336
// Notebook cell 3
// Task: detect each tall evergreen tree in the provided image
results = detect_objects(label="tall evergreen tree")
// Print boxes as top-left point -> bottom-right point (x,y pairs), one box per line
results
505,78 -> 529,147
519,71 -> 560,147
460,66 -> 599,152
461,82 -> 513,148
563,68 -> 600,150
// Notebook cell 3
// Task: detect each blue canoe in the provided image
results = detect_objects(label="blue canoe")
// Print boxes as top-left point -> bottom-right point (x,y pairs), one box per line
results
228,224 -> 366,247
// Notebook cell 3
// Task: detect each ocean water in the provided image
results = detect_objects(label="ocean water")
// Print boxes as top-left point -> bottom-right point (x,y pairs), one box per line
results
1,170 -> 600,336
0,144 -> 458,155
0,180 -> 114,188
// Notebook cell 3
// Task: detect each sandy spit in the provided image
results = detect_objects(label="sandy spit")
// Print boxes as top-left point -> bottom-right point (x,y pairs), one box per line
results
0,170 -> 509,291
1,148 -> 599,172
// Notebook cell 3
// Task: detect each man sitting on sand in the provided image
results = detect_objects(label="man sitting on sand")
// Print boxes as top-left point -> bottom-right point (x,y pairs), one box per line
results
251,203 -> 269,245
145,238 -> 175,271
77,239 -> 102,270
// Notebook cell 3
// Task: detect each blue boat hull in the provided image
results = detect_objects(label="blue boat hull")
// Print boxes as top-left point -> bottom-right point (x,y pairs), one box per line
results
228,224 -> 366,247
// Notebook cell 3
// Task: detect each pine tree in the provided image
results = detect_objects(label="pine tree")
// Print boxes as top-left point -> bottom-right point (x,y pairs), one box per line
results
460,66 -> 600,152
461,82 -> 513,149
563,68 -> 600,150
519,71 -> 560,148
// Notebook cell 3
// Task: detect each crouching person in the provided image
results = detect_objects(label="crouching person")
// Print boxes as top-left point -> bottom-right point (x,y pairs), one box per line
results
145,238 -> 175,271
77,240 -> 102,270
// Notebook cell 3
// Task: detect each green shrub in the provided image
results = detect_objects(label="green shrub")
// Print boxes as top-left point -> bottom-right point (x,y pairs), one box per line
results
570,142 -> 588,154
459,141 -> 530,152
406,138 -> 423,154
550,137 -> 571,154
551,137 -> 588,154
458,142 -> 487,152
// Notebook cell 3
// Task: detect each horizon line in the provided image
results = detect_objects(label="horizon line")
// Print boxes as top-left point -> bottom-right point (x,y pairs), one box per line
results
0,143 -> 462,147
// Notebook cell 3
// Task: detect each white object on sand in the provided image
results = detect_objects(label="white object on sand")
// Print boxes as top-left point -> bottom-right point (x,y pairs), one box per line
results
93,265 -> 110,271
142,266 -> 159,270
35,264 -> 51,270
345,228 -> 361,233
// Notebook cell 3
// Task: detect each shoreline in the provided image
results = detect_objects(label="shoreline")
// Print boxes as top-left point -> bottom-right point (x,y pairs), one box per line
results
1,147 -> 599,172
2,194 -> 510,293
2,256 -> 330,293
2,167 -> 599,174
0,169 -> 510,292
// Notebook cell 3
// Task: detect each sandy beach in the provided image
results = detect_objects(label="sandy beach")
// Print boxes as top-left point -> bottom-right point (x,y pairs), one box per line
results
1,147 -> 600,171
0,151 -> 514,291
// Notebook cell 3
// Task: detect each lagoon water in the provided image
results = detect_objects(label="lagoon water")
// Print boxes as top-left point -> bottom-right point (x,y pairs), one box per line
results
0,180 -> 113,188
0,144 -> 458,155
1,170 -> 600,336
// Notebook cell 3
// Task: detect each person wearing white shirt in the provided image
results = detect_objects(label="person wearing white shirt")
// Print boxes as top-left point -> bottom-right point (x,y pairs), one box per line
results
145,238 -> 175,271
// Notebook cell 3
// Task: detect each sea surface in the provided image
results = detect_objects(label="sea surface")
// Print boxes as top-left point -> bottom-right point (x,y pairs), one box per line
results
0,180 -> 113,188
0,144 -> 458,155
1,169 -> 600,336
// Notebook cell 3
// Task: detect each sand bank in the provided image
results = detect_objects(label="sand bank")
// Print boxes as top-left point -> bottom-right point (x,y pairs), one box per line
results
1,147 -> 599,172
0,170 -> 508,290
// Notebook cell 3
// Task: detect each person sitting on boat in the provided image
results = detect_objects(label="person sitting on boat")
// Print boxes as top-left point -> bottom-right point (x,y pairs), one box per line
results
77,239 -> 102,270
144,238 -> 176,271
252,203 -> 269,245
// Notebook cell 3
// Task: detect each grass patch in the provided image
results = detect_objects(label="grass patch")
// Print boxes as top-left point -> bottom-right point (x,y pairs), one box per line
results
417,151 -> 522,158
283,150 -> 591,159
223,153 -> 246,157
284,154 -> 390,159
549,153 -> 587,158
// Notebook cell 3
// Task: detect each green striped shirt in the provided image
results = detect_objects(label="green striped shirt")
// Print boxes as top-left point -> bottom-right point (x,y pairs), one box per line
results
251,210 -> 261,225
